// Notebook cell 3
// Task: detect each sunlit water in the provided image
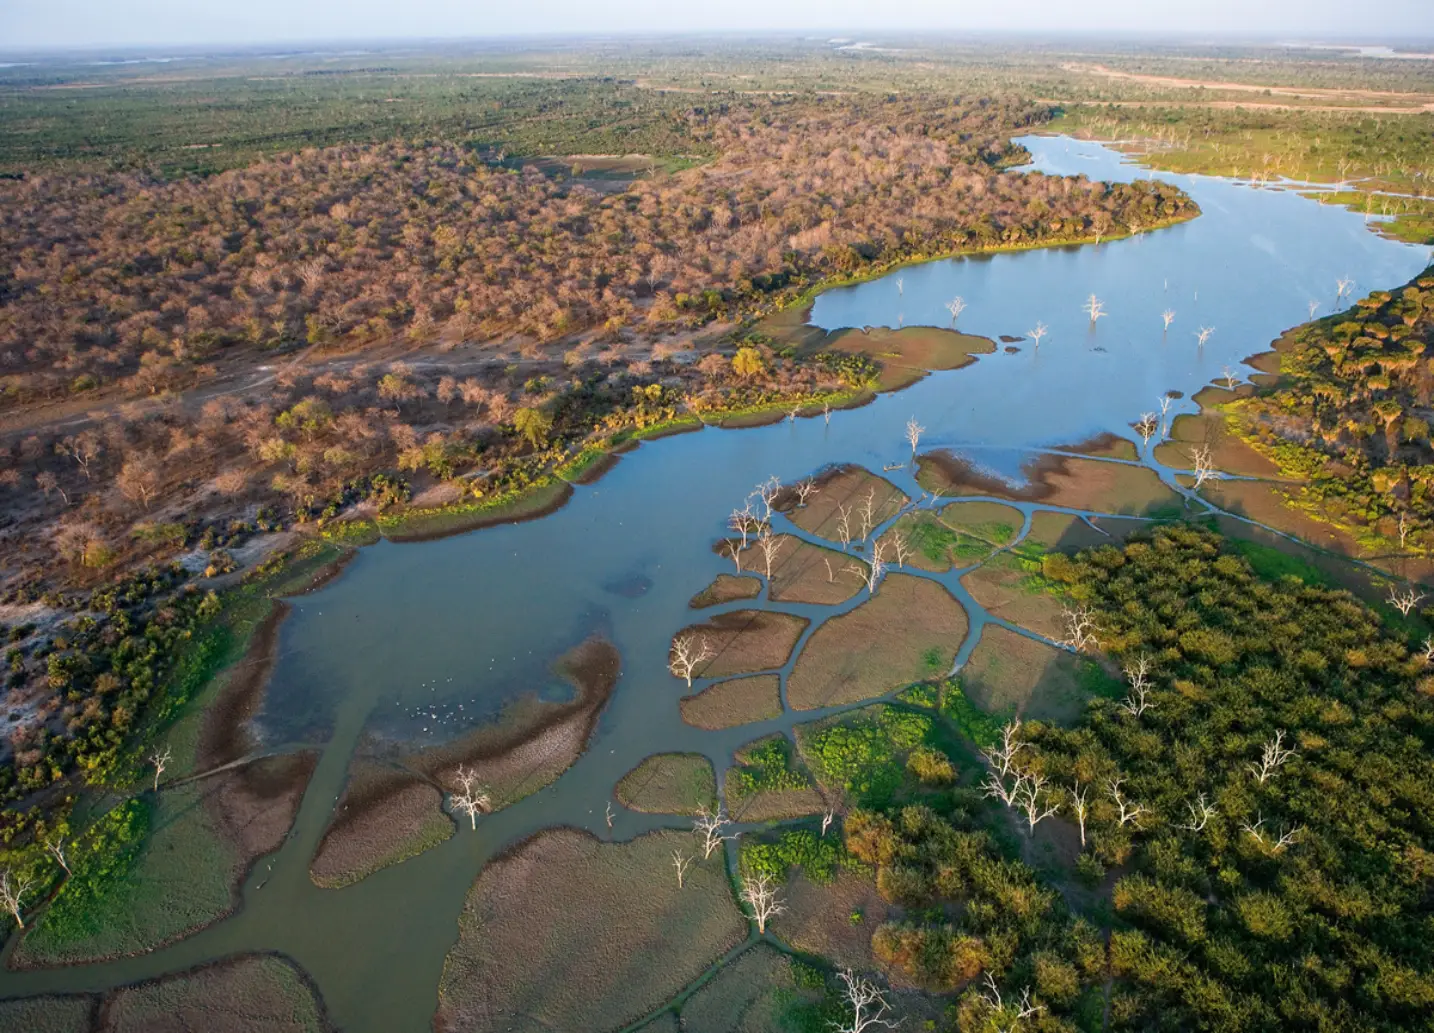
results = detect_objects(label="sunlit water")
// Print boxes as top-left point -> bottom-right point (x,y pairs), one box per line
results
0,137 -> 1426,1031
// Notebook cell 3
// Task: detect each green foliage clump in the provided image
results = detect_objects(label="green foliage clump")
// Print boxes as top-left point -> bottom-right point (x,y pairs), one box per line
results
805,707 -> 935,804
741,829 -> 853,885
36,798 -> 151,943
727,737 -> 809,802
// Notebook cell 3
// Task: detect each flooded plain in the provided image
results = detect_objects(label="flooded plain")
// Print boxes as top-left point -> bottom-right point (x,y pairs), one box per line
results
0,136 -> 1427,1032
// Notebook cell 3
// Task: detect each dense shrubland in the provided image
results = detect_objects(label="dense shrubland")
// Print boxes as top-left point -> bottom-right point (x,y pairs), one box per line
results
1226,267 -> 1434,553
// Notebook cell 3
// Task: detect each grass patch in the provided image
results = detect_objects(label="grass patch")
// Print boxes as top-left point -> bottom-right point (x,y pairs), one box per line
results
615,753 -> 717,816
679,674 -> 782,730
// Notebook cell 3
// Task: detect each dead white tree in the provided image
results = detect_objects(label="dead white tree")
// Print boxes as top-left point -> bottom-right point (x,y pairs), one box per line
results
983,721 -> 1027,779
1422,636 -> 1434,665
1136,412 -> 1159,446
1027,322 -> 1048,349
148,746 -> 171,792
1387,583 -> 1425,617
0,869 -> 32,929
1107,778 -> 1148,828
1119,654 -> 1157,717
905,417 -> 924,456
976,972 -> 1045,1030
1084,294 -> 1107,322
982,769 -> 1026,809
1162,309 -> 1176,331
1177,793 -> 1217,833
832,968 -> 900,1032
1221,366 -> 1240,390
1248,730 -> 1297,784
448,766 -> 492,829
693,806 -> 734,859
859,488 -> 877,540
1336,276 -> 1354,303
754,476 -> 781,521
669,634 -> 715,688
1398,511 -> 1409,551
787,404 -> 801,423
946,296 -> 967,325
823,400 -> 832,425
1060,605 -> 1100,653
672,850 -> 693,889
730,502 -> 759,548
1070,782 -> 1090,848
1307,299 -> 1320,319
1191,444 -> 1218,492
821,810 -> 836,837
758,531 -> 783,580
795,479 -> 817,507
889,532 -> 911,569
823,557 -> 836,583
896,277 -> 904,295
1241,813 -> 1303,854
741,872 -> 786,933
836,505 -> 854,551
1013,772 -> 1061,833
1194,326 -> 1215,349
848,549 -> 884,596
1158,394 -> 1174,438
605,802 -> 615,829
722,538 -> 744,572
45,834 -> 70,876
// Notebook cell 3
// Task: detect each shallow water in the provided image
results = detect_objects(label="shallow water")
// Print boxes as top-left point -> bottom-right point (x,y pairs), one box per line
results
0,137 -> 1427,1031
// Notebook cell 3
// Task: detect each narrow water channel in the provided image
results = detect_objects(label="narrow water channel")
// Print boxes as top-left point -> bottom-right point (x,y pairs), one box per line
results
0,136 -> 1426,1032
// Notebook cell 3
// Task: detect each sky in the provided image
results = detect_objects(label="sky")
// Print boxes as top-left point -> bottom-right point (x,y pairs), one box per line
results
2,0 -> 1433,50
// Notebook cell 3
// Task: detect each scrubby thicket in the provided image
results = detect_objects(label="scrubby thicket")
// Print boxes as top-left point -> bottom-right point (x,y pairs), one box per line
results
816,526 -> 1434,1031
0,93 -> 1191,406
1232,267 -> 1434,551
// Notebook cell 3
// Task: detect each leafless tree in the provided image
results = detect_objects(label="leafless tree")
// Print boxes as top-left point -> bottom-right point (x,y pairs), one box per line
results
449,765 -> 492,829
889,532 -> 911,569
1398,511 -> 1409,552
982,769 -> 1025,809
1177,793 -> 1217,833
45,834 -> 70,876
1070,782 -> 1090,848
1191,444 -> 1218,492
56,432 -> 102,480
758,531 -> 783,580
669,634 -> 715,688
605,802 -> 614,829
0,870 -> 32,929
693,806 -> 734,859
1307,299 -> 1320,319
37,471 -> 68,505
1221,366 -> 1240,390
1248,730 -> 1297,784
1241,813 -> 1303,854
1161,309 -> 1176,331
946,296 -> 967,325
672,850 -> 693,889
848,543 -> 885,595
1027,321 -> 1048,349
795,479 -> 817,508
722,538 -> 744,573
1336,276 -> 1354,303
983,721 -> 1027,779
905,417 -> 924,456
1060,605 -> 1100,653
1387,583 -> 1424,617
1158,394 -> 1174,438
149,746 -> 171,792
730,502 -> 759,547
821,810 -> 836,837
1119,654 -> 1157,717
836,505 -> 854,551
1194,326 -> 1215,349
896,277 -> 904,296
1084,294 -> 1107,322
787,404 -> 801,423
1107,778 -> 1148,828
1135,412 -> 1159,446
975,972 -> 1045,1031
741,872 -> 786,933
1014,772 -> 1061,833
1421,636 -> 1434,665
823,401 -> 832,425
754,477 -> 781,521
832,968 -> 900,1032
823,557 -> 836,583
859,488 -> 877,540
